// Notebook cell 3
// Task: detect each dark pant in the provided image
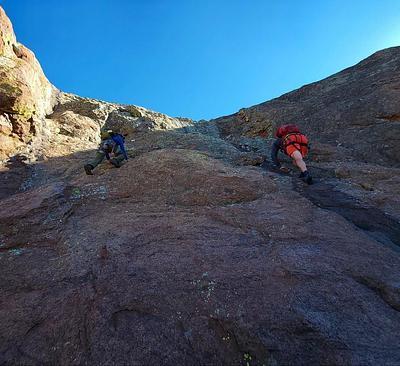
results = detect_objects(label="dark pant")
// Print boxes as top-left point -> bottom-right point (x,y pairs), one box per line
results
88,146 -> 124,169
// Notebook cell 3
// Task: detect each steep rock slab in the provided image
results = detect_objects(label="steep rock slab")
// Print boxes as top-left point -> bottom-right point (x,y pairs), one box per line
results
1,5 -> 400,366
1,146 -> 400,365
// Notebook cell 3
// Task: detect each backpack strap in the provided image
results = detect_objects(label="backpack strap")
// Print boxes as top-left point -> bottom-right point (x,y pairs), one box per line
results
283,133 -> 308,147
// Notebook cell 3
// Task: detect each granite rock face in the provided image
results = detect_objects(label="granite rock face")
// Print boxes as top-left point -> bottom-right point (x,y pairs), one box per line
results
1,6 -> 400,366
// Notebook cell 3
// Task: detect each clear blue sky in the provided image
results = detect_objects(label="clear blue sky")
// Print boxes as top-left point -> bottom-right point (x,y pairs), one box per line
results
2,0 -> 400,120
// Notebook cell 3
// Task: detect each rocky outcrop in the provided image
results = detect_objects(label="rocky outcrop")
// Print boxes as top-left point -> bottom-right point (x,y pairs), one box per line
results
1,5 -> 400,366
40,92 -> 194,159
49,92 -> 193,140
213,47 -> 400,167
0,7 -> 58,159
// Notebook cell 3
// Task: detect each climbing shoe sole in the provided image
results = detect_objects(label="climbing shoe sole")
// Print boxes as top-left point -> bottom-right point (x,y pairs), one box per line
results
84,164 -> 93,175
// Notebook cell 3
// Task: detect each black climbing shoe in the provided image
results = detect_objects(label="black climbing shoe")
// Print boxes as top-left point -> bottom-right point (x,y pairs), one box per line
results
84,164 -> 94,175
110,158 -> 121,168
300,171 -> 313,185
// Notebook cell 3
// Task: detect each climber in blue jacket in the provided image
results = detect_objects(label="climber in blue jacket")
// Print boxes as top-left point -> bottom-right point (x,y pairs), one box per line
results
84,129 -> 128,175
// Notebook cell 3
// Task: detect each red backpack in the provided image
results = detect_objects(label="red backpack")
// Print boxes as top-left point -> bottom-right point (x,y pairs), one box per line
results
276,124 -> 309,157
275,124 -> 300,138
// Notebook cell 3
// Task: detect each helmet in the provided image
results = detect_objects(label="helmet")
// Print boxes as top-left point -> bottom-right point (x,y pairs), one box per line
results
100,129 -> 113,140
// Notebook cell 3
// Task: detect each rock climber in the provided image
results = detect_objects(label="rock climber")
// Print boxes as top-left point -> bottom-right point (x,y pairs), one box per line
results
271,124 -> 313,184
84,129 -> 128,175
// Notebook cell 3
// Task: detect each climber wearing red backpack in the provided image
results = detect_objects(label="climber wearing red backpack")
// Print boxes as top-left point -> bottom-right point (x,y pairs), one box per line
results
271,124 -> 313,184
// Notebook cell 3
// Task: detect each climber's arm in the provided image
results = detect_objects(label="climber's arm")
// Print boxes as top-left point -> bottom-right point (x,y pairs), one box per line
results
114,135 -> 128,160
120,142 -> 128,160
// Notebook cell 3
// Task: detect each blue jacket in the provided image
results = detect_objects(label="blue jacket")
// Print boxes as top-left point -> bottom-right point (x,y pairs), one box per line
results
103,134 -> 128,161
